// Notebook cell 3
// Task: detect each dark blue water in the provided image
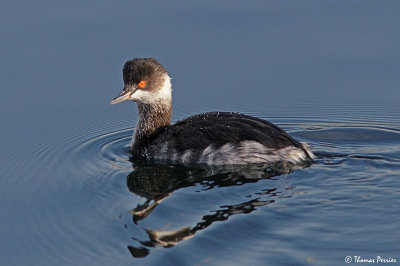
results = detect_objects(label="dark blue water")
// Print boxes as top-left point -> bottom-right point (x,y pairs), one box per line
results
1,1 -> 399,265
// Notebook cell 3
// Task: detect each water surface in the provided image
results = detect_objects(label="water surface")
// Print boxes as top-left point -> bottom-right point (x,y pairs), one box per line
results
1,1 -> 399,265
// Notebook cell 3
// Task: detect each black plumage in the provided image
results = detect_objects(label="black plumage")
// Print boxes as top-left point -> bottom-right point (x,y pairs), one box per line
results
132,112 -> 311,162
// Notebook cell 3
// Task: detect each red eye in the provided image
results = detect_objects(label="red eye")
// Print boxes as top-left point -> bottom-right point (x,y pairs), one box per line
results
138,80 -> 146,88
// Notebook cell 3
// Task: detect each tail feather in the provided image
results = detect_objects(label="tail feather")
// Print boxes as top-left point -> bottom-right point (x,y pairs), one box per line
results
301,142 -> 316,160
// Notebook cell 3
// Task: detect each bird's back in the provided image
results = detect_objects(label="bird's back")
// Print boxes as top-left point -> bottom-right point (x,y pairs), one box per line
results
132,112 -> 312,165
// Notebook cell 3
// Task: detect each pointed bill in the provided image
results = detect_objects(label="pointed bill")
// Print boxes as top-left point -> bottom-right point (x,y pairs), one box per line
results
110,89 -> 131,105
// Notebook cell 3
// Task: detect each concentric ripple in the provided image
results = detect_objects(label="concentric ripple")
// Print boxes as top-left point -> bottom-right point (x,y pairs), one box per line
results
3,103 -> 400,265
71,128 -> 133,172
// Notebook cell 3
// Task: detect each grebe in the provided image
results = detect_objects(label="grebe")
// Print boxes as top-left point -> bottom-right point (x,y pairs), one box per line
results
110,58 -> 314,165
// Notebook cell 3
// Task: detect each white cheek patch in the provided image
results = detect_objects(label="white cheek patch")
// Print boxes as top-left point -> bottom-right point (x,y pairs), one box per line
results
130,89 -> 153,103
130,74 -> 172,104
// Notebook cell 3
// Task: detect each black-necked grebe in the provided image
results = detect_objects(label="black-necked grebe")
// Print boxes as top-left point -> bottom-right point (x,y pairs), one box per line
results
110,58 -> 314,165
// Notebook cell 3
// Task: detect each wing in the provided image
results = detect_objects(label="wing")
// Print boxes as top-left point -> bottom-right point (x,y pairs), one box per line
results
150,112 -> 304,153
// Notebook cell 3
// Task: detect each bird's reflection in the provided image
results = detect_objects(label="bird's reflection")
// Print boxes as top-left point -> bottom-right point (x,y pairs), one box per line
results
126,161 -> 309,258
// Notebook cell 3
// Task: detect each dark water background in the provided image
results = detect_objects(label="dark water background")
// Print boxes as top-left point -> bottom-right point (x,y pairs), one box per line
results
1,1 -> 399,265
